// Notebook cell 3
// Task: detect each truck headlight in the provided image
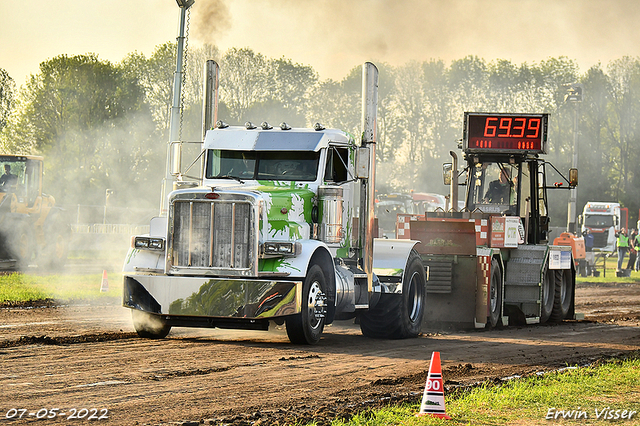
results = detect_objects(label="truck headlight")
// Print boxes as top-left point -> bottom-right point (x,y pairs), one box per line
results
261,241 -> 299,257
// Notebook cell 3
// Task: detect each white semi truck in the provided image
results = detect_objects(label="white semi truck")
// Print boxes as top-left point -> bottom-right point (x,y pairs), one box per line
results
123,62 -> 428,344
580,202 -> 628,252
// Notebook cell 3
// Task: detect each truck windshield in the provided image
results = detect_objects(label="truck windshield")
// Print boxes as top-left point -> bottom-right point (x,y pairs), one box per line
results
584,214 -> 614,227
206,150 -> 320,182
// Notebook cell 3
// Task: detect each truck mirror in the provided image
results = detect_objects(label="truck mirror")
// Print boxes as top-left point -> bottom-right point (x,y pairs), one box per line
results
569,168 -> 578,187
443,163 -> 452,185
170,142 -> 182,176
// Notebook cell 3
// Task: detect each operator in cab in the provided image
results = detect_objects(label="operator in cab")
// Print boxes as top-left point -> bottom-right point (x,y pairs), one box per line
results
0,164 -> 17,191
484,168 -> 513,204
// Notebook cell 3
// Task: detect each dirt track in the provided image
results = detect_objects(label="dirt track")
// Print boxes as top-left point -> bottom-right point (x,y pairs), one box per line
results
0,281 -> 639,425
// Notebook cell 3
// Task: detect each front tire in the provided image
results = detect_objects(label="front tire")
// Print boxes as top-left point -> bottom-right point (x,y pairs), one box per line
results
40,228 -> 70,269
360,249 -> 426,339
286,264 -> 327,345
132,310 -> 171,339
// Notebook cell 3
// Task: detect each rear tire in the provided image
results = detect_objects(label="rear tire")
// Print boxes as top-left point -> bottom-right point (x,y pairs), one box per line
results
550,269 -> 573,322
286,264 -> 327,345
360,250 -> 426,339
132,310 -> 171,339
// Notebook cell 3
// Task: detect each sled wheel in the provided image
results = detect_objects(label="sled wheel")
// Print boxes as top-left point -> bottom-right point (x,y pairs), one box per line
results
488,258 -> 502,328
550,269 -> 573,322
360,250 -> 426,339
132,310 -> 171,339
286,264 -> 327,345
540,265 -> 555,323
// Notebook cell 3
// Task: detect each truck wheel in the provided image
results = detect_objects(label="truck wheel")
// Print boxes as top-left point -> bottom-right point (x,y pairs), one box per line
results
488,258 -> 502,328
131,310 -> 171,339
286,264 -> 327,345
550,269 -> 573,322
540,266 -> 555,323
360,249 -> 426,339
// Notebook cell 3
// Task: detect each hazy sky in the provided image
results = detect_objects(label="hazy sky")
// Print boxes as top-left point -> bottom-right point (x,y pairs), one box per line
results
2,0 -> 640,87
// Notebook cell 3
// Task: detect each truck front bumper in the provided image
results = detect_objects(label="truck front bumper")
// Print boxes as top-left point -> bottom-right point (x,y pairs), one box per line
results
123,275 -> 302,325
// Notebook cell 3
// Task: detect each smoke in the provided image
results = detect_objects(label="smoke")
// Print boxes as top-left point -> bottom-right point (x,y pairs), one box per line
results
190,0 -> 640,81
192,0 -> 232,45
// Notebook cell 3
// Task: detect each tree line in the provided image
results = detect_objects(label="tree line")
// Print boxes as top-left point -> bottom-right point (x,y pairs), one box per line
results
0,43 -> 639,228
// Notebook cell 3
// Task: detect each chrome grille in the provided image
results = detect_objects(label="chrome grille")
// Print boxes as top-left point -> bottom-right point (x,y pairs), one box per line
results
172,199 -> 253,271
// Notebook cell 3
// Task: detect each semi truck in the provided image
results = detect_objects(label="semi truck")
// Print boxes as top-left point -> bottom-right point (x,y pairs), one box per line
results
0,155 -> 70,269
123,62 -> 428,343
579,202 -> 627,252
397,112 -> 579,328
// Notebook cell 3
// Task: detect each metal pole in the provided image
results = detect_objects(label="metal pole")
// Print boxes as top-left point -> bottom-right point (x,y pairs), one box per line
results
567,104 -> 579,233
160,2 -> 192,216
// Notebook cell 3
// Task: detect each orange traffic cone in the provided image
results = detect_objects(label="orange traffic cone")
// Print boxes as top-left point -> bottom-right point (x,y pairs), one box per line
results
100,270 -> 109,292
417,351 -> 451,419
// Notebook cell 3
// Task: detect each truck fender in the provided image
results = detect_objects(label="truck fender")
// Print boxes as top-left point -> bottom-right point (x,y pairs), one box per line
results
275,239 -> 336,324
372,238 -> 421,291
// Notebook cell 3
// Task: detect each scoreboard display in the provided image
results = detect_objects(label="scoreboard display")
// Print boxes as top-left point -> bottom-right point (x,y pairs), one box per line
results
463,112 -> 548,154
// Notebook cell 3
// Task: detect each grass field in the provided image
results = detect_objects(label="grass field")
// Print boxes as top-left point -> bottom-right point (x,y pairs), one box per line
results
0,271 -> 123,304
327,353 -> 640,426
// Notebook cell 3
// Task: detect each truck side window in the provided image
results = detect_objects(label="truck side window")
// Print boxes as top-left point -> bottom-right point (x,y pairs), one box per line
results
325,147 -> 348,183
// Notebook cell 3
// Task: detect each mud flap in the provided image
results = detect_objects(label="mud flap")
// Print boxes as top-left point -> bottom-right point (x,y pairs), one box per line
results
123,276 -> 162,314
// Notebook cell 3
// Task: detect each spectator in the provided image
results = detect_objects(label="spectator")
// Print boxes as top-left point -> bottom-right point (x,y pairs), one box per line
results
582,228 -> 594,252
616,228 -> 630,272
627,229 -> 637,270
635,231 -> 640,272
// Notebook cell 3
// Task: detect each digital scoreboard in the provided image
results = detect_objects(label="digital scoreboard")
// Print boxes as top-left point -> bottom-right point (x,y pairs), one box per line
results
463,112 -> 548,154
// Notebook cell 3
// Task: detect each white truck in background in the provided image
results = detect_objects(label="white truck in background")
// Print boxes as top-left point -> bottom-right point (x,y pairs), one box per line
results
580,202 -> 628,252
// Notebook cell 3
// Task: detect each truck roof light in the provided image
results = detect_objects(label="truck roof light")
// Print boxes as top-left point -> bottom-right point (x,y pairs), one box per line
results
245,121 -> 256,129
314,123 -> 325,131
261,121 -> 273,130
216,120 -> 229,129
280,122 -> 291,130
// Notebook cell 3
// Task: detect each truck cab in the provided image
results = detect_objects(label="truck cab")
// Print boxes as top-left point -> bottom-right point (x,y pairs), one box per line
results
580,202 -> 626,252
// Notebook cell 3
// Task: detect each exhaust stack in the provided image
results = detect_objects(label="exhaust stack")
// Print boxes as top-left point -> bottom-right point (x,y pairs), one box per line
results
449,151 -> 458,212
202,60 -> 220,139
360,62 -> 379,293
